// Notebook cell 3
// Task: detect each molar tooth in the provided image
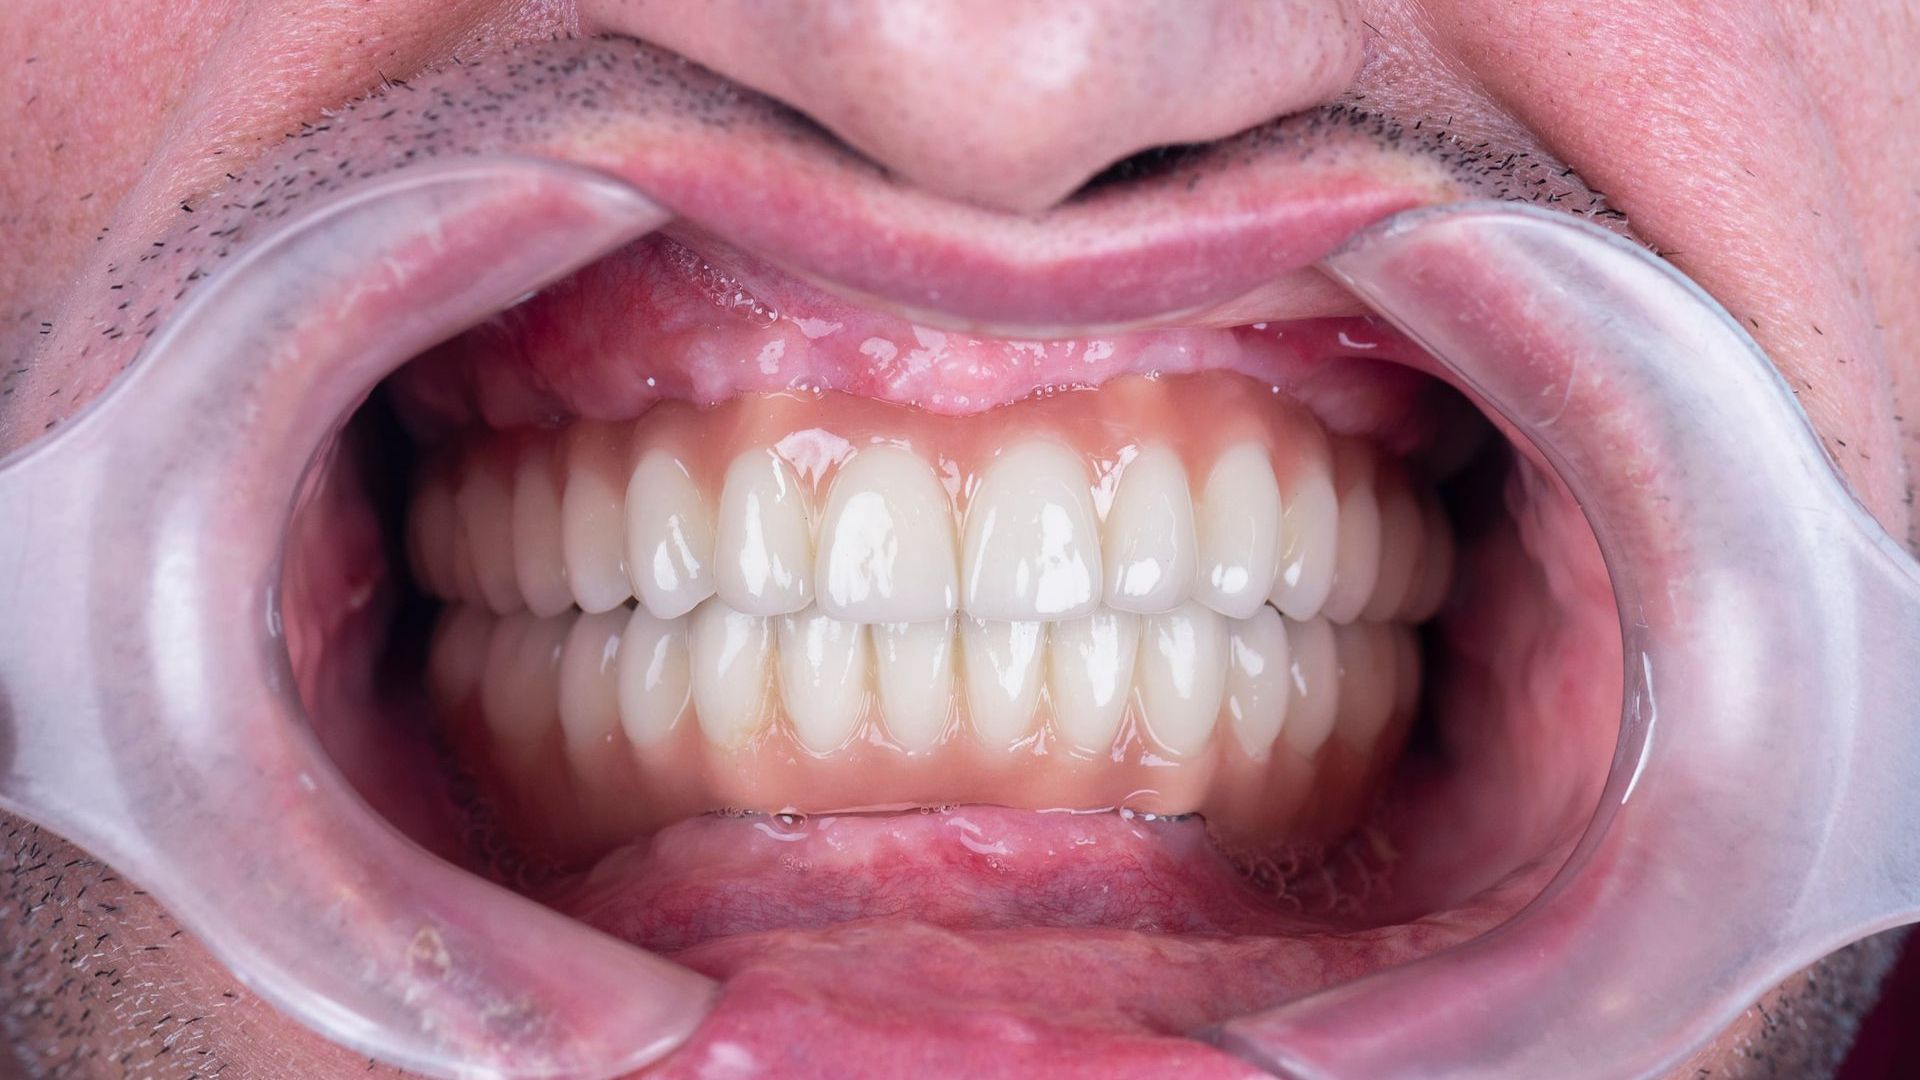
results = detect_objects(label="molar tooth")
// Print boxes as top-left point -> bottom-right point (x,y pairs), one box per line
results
407,469 -> 458,599
962,440 -> 1101,620
1362,464 -> 1424,622
1136,601 -> 1228,757
1404,490 -> 1455,621
558,608 -> 626,763
1271,457 -> 1339,620
715,450 -> 814,615
480,611 -> 570,744
1279,616 -> 1339,759
960,618 -> 1046,749
778,611 -> 871,754
1101,445 -> 1197,614
427,604 -> 494,706
617,607 -> 691,747
625,449 -> 717,618
689,600 -> 774,748
1047,610 -> 1140,754
512,437 -> 574,618
456,460 -> 521,614
1195,442 -> 1283,619
874,620 -> 955,752
1320,439 -> 1382,624
561,422 -> 634,613
817,445 -> 958,622
1332,622 -> 1397,753
1226,606 -> 1291,758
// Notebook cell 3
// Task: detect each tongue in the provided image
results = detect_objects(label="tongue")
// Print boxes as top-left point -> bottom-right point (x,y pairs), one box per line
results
542,807 -> 1502,1077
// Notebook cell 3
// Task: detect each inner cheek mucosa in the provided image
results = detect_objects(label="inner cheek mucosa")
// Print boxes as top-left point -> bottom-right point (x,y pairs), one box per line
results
405,370 -> 1454,869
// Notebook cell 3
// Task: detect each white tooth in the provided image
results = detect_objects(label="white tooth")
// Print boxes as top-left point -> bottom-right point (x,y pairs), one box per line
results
715,450 -> 814,615
689,600 -> 773,747
1047,610 -> 1139,754
1362,469 -> 1424,622
558,608 -> 626,761
617,606 -> 691,747
407,471 -> 458,599
962,441 -> 1101,620
427,604 -> 494,706
512,438 -> 575,618
1404,492 -> 1454,621
777,611 -> 871,753
480,611 -> 570,743
1101,445 -> 1196,614
1271,463 -> 1339,621
1136,601 -> 1228,757
625,449 -> 717,619
1194,442 -> 1283,619
456,462 -> 521,614
874,620 -> 955,752
960,618 -> 1046,749
1279,616 -> 1339,758
1320,441 -> 1381,624
561,422 -> 633,613
446,499 -> 485,603
817,445 -> 958,622
1226,606 -> 1291,758
1332,622 -> 1396,752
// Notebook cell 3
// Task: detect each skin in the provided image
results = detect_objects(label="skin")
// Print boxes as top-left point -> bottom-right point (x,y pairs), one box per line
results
1,0 -> 1915,1075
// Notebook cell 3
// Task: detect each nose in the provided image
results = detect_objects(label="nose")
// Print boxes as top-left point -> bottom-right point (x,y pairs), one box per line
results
585,0 -> 1366,213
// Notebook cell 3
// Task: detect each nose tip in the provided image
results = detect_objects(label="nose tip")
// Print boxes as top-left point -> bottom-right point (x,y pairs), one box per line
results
608,0 -> 1367,213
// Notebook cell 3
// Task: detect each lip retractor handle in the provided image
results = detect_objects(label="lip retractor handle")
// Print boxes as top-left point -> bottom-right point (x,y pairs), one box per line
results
1212,202 -> 1920,1078
0,159 -> 714,1079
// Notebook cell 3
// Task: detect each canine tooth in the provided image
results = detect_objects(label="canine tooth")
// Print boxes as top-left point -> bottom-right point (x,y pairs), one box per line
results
778,611 -> 871,753
561,422 -> 633,613
960,618 -> 1046,748
407,471 -> 458,599
512,438 -> 574,618
625,449 -> 716,619
689,601 -> 774,747
1195,442 -> 1283,619
558,609 -> 626,760
456,462 -> 521,614
1404,491 -> 1454,621
962,440 -> 1101,620
715,450 -> 814,615
1226,606 -> 1291,758
1101,445 -> 1196,614
1363,465 -> 1424,622
427,604 -> 493,706
1047,610 -> 1140,754
1321,440 -> 1382,624
480,611 -> 569,743
617,607 -> 691,747
1279,616 -> 1339,758
1271,458 -> 1338,620
1332,622 -> 1397,752
817,445 -> 958,622
874,620 -> 955,752
1136,601 -> 1228,757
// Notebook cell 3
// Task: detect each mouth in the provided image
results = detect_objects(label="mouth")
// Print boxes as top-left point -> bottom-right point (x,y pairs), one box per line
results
93,35 -> 1626,1077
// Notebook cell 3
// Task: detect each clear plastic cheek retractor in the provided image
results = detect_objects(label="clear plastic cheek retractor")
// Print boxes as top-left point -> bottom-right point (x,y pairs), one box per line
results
0,155 -> 1913,1080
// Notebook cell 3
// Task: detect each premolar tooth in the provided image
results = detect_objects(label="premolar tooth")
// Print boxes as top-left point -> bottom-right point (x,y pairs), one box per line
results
558,609 -> 626,761
689,600 -> 773,747
1101,445 -> 1197,614
1320,439 -> 1381,624
1362,465 -> 1424,622
1271,455 -> 1338,620
625,449 -> 716,618
715,450 -> 814,615
962,441 -> 1101,620
512,438 -> 574,618
1226,606 -> 1291,758
874,620 -> 955,752
1195,442 -> 1282,619
778,611 -> 871,753
427,604 -> 493,706
1332,621 -> 1396,752
1404,491 -> 1454,621
407,469 -> 458,599
817,445 -> 958,622
455,462 -> 521,614
1279,616 -> 1339,758
561,422 -> 633,613
1047,610 -> 1140,754
480,611 -> 569,743
1136,601 -> 1228,757
960,618 -> 1046,749
617,607 -> 691,747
